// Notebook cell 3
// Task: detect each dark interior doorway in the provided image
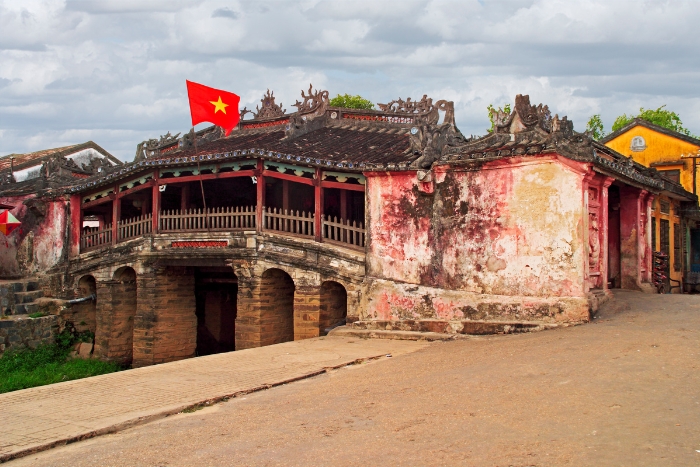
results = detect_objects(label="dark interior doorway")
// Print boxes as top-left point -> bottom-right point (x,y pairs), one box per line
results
608,185 -> 621,288
195,267 -> 237,356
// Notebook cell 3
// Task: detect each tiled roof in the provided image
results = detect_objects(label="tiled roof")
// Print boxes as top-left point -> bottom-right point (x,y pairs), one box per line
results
150,123 -> 412,166
0,141 -> 121,172
599,118 -> 700,148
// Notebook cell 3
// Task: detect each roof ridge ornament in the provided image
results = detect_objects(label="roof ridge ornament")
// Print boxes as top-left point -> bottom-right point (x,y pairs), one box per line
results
377,95 -> 455,126
254,89 -> 286,120
293,84 -> 329,116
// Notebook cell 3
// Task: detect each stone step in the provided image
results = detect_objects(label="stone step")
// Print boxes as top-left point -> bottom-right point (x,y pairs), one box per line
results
13,290 -> 44,304
12,303 -> 40,315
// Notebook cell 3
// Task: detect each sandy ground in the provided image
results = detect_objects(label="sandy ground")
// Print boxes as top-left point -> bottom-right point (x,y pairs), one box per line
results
8,289 -> 700,466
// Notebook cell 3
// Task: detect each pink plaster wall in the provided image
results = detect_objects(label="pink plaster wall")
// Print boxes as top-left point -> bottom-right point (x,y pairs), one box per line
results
0,195 -> 68,278
363,155 -> 590,323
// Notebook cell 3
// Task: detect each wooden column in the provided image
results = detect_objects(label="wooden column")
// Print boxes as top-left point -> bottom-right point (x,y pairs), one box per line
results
340,189 -> 348,221
69,194 -> 82,257
256,159 -> 265,233
111,184 -> 120,245
282,180 -> 289,212
180,184 -> 189,212
314,168 -> 323,242
152,172 -> 160,233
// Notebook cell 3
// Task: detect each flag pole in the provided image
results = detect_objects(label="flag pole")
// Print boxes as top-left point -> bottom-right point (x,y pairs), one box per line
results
192,127 -> 210,232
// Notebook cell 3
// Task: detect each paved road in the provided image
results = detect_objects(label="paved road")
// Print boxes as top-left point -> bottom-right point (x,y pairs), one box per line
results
0,336 -> 428,463
5,290 -> 700,466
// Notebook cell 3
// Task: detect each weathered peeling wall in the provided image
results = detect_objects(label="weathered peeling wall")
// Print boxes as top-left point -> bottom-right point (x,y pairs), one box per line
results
364,155 -> 588,323
0,195 -> 68,279
366,156 -> 588,322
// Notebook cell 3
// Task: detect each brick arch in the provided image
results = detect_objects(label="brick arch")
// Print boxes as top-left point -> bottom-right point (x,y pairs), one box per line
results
260,268 -> 295,346
73,275 -> 97,334
320,281 -> 347,334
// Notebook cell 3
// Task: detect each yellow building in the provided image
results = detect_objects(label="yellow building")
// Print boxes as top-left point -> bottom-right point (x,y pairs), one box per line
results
602,119 -> 700,287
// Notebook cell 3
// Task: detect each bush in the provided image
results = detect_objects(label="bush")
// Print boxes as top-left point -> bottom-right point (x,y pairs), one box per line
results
0,327 -> 122,394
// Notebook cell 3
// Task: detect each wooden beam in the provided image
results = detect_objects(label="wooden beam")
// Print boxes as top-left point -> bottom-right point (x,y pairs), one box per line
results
116,179 -> 155,199
157,170 -> 255,185
81,196 -> 113,210
320,180 -> 365,192
262,169 -> 314,186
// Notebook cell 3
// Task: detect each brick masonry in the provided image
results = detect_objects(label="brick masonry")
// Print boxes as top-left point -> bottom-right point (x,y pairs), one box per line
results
0,315 -> 58,355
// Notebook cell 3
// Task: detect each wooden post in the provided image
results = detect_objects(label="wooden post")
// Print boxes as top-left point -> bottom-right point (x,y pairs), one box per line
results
111,184 -> 120,245
282,180 -> 289,212
69,194 -> 82,257
314,168 -> 323,242
152,172 -> 160,233
340,189 -> 348,221
181,184 -> 189,212
256,159 -> 265,233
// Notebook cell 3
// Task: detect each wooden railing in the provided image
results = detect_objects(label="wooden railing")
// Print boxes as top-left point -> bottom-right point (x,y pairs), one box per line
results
159,206 -> 256,232
80,224 -> 112,252
117,214 -> 152,242
263,207 -> 314,238
78,206 -> 366,252
322,215 -> 365,249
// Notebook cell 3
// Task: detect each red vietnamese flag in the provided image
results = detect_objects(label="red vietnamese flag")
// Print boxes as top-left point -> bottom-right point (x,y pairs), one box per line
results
186,80 -> 241,136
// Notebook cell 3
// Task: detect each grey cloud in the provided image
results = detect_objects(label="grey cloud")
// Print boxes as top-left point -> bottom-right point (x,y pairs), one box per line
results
211,8 -> 239,19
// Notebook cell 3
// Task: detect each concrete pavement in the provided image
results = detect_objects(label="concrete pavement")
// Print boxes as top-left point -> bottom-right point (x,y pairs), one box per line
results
0,336 -> 430,463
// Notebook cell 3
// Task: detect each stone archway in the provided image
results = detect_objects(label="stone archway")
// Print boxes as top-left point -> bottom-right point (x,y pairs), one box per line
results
320,281 -> 347,335
260,268 -> 295,346
74,275 -> 97,334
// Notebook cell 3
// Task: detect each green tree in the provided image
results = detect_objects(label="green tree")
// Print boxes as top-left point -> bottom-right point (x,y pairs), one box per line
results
586,114 -> 605,140
611,105 -> 695,136
486,103 -> 511,133
329,94 -> 374,110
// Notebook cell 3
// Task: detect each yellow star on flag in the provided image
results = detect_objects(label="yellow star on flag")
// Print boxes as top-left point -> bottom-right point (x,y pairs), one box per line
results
209,96 -> 229,114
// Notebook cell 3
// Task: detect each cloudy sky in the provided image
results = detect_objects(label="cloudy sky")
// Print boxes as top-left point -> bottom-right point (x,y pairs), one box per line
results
1,0 -> 699,161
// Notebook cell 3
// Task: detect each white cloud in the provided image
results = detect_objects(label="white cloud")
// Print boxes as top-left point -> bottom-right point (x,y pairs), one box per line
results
1,0 -> 699,161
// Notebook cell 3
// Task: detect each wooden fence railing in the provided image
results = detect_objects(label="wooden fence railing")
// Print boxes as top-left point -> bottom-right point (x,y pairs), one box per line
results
117,214 -> 152,242
80,224 -> 112,252
159,206 -> 256,232
78,207 -> 366,252
263,207 -> 314,238
322,215 -> 365,249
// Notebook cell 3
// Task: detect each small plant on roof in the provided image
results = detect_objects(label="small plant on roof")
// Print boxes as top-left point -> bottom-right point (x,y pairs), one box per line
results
329,94 -> 374,110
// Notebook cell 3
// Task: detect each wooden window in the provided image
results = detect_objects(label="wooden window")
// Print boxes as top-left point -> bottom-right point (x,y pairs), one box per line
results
674,223 -> 682,271
660,200 -> 670,214
673,203 -> 680,217
659,169 -> 681,184
651,217 -> 657,252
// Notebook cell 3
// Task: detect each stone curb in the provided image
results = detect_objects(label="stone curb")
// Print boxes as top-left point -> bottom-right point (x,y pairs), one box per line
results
0,354 -> 384,464
329,325 -> 560,341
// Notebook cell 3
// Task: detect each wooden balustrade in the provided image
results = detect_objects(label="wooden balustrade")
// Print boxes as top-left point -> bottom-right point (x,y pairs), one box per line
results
263,207 -> 314,238
80,224 -> 112,252
322,215 -> 366,249
79,206 -> 366,252
117,214 -> 152,242
159,206 -> 255,232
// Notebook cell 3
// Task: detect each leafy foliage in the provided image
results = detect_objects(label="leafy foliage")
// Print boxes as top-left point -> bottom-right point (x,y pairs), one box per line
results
329,94 -> 374,110
612,105 -> 696,137
586,114 -> 605,140
487,103 -> 511,133
0,328 -> 121,394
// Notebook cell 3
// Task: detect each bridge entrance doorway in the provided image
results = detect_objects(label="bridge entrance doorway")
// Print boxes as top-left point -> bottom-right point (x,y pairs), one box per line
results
194,267 -> 237,356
